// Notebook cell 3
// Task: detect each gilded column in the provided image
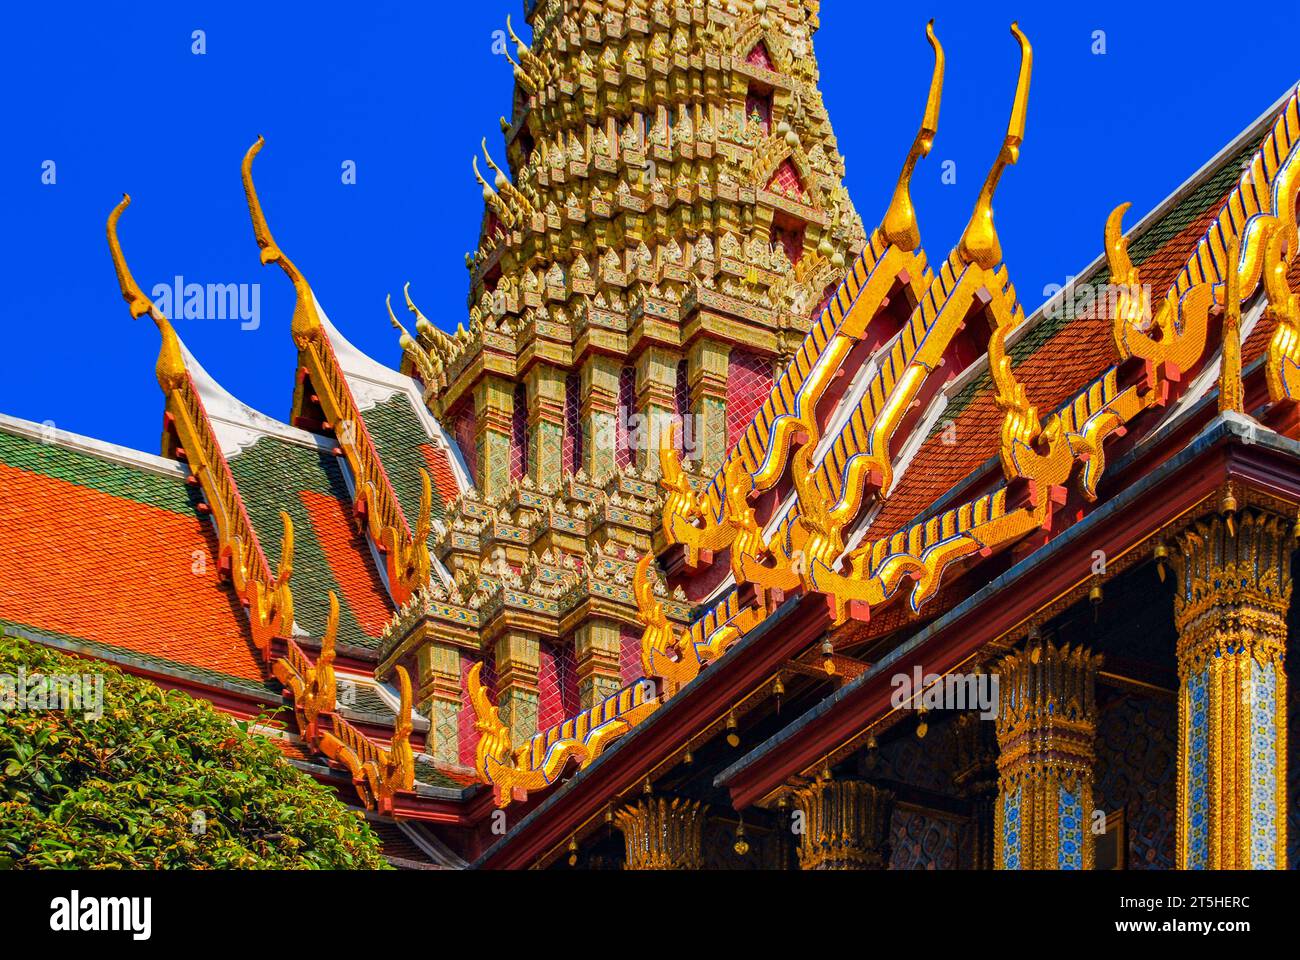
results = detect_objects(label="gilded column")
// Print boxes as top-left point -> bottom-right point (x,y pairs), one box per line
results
581,355 -> 622,481
635,346 -> 682,471
1172,506 -> 1290,869
614,796 -> 708,870
475,374 -> 514,499
526,363 -> 566,486
493,630 -> 541,745
573,616 -> 623,709
791,778 -> 895,870
418,640 -> 462,766
688,338 -> 731,472
994,639 -> 1101,869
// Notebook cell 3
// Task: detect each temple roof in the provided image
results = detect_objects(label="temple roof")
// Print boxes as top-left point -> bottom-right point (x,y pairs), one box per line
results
0,415 -> 270,696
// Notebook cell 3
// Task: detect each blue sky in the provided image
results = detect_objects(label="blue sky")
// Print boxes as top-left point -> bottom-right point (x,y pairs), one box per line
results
2,0 -> 1296,453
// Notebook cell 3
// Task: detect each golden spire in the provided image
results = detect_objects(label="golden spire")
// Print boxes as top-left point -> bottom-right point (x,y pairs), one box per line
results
1218,233 -> 1243,414
957,22 -> 1032,269
106,194 -> 188,392
241,136 -> 323,347
881,20 -> 944,251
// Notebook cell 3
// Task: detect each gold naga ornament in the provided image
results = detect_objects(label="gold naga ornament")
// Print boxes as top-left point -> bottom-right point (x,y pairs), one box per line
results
1264,215 -> 1300,404
107,194 -> 294,655
241,137 -> 433,606
466,659 -> 659,807
319,665 -> 416,814
1108,89 -> 1299,395
272,591 -> 340,747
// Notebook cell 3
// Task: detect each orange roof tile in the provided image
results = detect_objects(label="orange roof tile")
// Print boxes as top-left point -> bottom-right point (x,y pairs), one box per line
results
0,461 -> 264,683
298,489 -> 393,637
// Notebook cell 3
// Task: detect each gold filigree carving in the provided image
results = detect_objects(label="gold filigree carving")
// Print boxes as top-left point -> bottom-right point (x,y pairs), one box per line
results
467,660 -> 658,808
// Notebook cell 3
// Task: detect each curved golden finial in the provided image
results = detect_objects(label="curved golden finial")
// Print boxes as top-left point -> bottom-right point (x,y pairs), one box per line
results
1105,201 -> 1154,350
107,194 -> 188,391
502,47 -> 536,94
387,292 -> 425,368
1104,202 -> 1136,282
724,457 -> 764,581
388,665 -> 416,792
1264,221 -> 1300,404
316,590 -> 339,708
1263,220 -> 1295,312
320,591 -> 339,666
241,136 -> 323,347
402,282 -> 452,351
472,155 -> 497,203
275,510 -> 295,583
468,660 -> 513,784
882,20 -> 944,251
414,467 -> 433,549
505,13 -> 528,56
1219,232 -> 1244,413
481,137 -> 508,189
633,553 -> 665,628
957,22 -> 1032,269
789,440 -> 843,578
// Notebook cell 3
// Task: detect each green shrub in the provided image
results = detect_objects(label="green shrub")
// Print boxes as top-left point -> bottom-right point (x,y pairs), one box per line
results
0,634 -> 388,869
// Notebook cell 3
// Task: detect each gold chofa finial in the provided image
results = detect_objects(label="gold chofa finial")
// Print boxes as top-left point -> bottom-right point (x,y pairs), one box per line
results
882,20 -> 944,251
241,136 -> 323,347
106,194 -> 188,392
957,22 -> 1032,269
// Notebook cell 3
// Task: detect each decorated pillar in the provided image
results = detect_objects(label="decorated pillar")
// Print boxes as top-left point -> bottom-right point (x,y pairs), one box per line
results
994,639 -> 1101,870
475,374 -> 514,499
418,640 -> 462,766
952,711 -> 1000,870
791,778 -> 894,870
573,616 -> 623,709
1171,505 -> 1290,869
687,337 -> 731,472
614,795 -> 709,870
493,630 -> 541,745
526,363 -> 566,486
635,346 -> 682,471
581,354 -> 622,481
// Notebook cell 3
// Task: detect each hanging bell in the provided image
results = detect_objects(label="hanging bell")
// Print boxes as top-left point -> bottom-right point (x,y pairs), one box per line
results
733,820 -> 750,857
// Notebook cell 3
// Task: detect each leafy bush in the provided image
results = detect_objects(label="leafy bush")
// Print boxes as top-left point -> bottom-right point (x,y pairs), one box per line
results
0,634 -> 388,868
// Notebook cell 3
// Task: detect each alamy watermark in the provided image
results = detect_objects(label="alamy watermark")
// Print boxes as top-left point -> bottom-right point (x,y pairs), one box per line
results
150,275 -> 261,330
1042,277 -> 1152,324
0,667 -> 104,720
890,665 -> 998,720
594,405 -> 704,461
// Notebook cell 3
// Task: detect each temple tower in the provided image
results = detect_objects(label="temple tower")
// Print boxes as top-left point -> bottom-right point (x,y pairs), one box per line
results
384,0 -> 865,759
